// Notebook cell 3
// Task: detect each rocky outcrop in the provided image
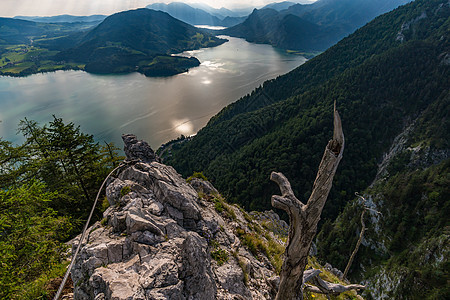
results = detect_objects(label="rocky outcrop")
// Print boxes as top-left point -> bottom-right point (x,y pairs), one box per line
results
396,11 -> 427,42
122,134 -> 159,163
70,135 -> 279,299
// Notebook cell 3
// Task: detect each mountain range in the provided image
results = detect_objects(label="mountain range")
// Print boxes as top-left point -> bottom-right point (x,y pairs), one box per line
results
145,2 -> 246,27
188,2 -> 253,18
262,1 -> 308,11
0,17 -> 95,45
222,0 -> 411,51
2,0 -> 415,77
164,0 -> 449,297
13,14 -> 106,23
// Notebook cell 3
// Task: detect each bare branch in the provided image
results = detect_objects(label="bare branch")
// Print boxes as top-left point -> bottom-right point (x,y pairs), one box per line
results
305,283 -> 365,294
343,192 -> 381,279
270,172 -> 305,211
332,101 -> 345,154
271,195 -> 293,211
303,269 -> 322,283
343,210 -> 366,279
304,269 -> 365,295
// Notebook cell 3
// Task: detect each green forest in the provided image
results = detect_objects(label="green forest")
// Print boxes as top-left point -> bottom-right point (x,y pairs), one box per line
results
164,0 -> 449,297
0,117 -> 123,298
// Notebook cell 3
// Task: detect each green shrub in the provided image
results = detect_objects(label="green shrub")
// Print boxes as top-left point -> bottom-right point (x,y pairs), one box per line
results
100,196 -> 110,212
214,198 -> 224,213
209,239 -> 229,266
120,186 -> 131,197
236,227 -> 285,273
211,195 -> 237,219
243,211 -> 253,223
224,204 -> 237,220
211,248 -> 229,266
186,171 -> 208,183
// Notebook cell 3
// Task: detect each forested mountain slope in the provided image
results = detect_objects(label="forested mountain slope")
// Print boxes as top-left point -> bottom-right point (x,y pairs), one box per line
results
165,0 -> 449,224
221,8 -> 330,51
222,0 -> 410,51
285,0 -> 409,29
166,0 -> 449,297
55,9 -> 224,61
52,9 -> 226,75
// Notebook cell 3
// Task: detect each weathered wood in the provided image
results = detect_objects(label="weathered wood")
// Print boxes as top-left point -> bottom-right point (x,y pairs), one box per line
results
305,282 -> 366,294
303,269 -> 322,283
271,268 -> 365,296
343,209 -> 366,279
272,103 -> 344,300
343,193 -> 381,279
304,269 -> 365,294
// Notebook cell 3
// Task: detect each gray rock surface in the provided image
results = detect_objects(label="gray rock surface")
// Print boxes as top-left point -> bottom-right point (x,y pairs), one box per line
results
122,133 -> 159,163
70,137 -> 279,299
189,177 -> 219,195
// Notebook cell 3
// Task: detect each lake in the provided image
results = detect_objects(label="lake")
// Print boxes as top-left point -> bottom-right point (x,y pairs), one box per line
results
0,36 -> 306,149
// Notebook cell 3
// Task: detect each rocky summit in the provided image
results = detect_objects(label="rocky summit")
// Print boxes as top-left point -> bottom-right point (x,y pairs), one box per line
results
70,134 -> 284,299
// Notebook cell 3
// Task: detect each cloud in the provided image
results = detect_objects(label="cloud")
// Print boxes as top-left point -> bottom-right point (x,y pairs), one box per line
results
1,1 -> 316,17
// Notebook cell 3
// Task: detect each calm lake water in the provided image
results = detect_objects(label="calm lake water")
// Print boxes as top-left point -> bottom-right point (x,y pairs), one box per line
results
0,36 -> 306,149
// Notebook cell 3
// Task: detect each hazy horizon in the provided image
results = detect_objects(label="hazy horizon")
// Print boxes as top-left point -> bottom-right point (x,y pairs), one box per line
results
1,0 -> 316,18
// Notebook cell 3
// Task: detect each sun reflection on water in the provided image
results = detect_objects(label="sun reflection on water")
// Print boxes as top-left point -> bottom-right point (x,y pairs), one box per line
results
172,119 -> 194,136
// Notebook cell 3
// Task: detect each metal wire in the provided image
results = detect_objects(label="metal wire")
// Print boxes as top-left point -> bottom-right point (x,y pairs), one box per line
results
53,163 -> 124,300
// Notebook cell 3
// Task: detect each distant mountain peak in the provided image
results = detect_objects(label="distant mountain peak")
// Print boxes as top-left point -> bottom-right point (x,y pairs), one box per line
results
223,0 -> 411,51
145,2 -> 249,26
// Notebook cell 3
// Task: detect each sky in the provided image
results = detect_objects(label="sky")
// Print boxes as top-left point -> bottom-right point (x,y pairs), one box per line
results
1,0 -> 316,17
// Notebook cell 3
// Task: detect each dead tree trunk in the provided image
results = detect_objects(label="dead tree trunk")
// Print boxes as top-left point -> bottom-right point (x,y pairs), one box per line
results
343,209 -> 366,279
343,193 -> 381,279
271,104 -> 344,300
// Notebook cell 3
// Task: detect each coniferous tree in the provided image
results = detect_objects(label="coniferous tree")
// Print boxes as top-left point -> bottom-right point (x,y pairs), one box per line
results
1,117 -> 123,231
0,181 -> 72,299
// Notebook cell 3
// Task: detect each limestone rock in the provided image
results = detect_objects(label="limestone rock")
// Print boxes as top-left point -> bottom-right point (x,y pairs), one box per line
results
189,177 -> 218,195
70,136 -> 280,300
122,133 -> 158,163
180,233 -> 216,299
125,212 -> 163,235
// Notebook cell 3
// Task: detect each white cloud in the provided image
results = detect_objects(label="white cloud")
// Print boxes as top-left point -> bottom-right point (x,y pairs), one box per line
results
0,0 -> 316,17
